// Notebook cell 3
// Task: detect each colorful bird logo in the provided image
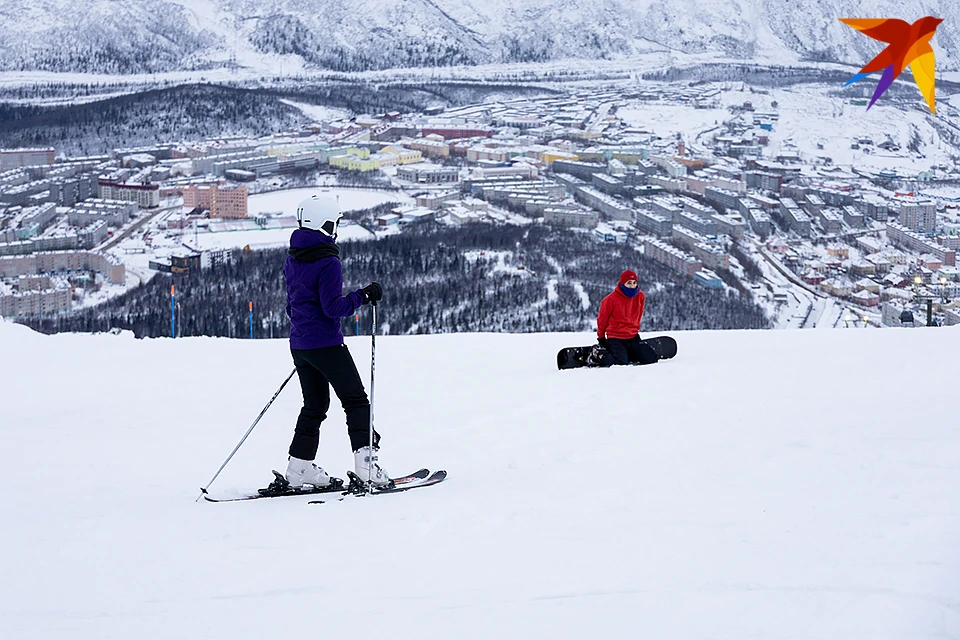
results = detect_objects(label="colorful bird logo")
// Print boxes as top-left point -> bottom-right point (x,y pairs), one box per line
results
840,16 -> 943,113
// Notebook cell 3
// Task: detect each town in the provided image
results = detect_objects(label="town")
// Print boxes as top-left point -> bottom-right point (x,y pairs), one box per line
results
1,80 -> 959,329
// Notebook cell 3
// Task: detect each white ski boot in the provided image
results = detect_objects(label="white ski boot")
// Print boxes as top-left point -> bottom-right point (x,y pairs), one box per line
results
284,456 -> 333,488
353,446 -> 391,487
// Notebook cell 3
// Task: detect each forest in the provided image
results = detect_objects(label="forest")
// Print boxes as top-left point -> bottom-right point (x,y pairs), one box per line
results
19,222 -> 771,339
0,81 -> 556,155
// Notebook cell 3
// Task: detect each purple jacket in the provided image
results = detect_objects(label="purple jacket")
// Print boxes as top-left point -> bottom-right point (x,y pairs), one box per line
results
284,229 -> 364,350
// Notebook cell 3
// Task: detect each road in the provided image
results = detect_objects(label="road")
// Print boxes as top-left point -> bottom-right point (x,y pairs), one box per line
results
805,295 -> 847,329
586,102 -> 614,134
96,203 -> 180,252
749,239 -> 864,329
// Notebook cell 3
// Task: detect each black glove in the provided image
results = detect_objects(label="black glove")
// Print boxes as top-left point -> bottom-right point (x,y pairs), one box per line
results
361,282 -> 382,305
598,338 -> 609,349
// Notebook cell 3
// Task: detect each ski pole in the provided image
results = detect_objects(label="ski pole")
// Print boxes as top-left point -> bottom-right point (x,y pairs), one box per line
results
196,368 -> 297,501
367,301 -> 377,491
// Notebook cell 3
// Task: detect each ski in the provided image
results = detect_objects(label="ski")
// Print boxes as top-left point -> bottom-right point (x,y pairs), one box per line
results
202,468 -> 431,503
308,469 -> 447,504
202,472 -> 345,502
387,468 -> 430,484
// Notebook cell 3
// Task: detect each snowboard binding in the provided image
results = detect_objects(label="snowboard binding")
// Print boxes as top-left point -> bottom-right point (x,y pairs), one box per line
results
585,344 -> 611,367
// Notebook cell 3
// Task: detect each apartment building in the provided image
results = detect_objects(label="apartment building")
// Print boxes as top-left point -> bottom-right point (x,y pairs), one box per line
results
98,179 -> 160,208
183,183 -> 248,219
1,148 -> 55,171
644,238 -> 703,276
886,223 -> 956,266
898,198 -> 937,233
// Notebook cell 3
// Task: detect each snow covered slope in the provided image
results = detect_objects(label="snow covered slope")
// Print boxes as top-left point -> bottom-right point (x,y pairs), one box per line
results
2,0 -> 960,74
1,320 -> 959,638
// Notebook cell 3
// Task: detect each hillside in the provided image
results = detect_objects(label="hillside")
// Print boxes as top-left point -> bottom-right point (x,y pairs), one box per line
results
19,224 -> 771,338
1,320 -> 958,638
0,0 -> 958,75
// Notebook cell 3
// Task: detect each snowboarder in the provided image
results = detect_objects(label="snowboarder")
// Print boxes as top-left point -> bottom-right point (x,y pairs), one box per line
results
595,270 -> 659,366
282,194 -> 390,488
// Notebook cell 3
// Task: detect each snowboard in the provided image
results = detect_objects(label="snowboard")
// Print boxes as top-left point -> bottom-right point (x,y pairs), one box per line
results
557,336 -> 677,370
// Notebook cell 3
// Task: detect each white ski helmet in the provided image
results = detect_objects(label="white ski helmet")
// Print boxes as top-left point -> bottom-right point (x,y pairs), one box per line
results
296,194 -> 342,237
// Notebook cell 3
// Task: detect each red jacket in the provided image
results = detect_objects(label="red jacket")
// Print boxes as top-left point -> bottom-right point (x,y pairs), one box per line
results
597,272 -> 645,340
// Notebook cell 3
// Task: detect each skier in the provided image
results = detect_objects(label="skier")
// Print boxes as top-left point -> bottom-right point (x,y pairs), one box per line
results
595,270 -> 659,366
282,194 -> 391,488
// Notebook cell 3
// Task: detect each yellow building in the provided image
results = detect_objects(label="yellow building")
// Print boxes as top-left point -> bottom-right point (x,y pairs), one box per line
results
826,245 -> 850,259
342,147 -> 371,159
567,130 -> 603,142
329,154 -> 381,172
381,146 -> 423,165
268,146 -> 303,157
541,150 -> 579,165
371,152 -> 398,167
577,150 -> 605,163
611,152 -> 643,165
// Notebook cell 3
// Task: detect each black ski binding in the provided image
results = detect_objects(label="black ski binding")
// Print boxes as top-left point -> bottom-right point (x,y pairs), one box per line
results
345,470 -> 395,495
257,470 -> 344,497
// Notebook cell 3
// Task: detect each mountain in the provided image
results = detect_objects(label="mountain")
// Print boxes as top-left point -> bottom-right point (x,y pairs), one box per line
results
1,0 -> 958,75
1,320 -> 959,638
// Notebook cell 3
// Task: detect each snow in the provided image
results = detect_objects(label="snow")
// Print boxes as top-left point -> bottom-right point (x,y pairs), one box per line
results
757,85 -> 950,176
5,0 -> 960,81
1,319 -> 959,639
618,103 -> 728,141
247,188 -> 411,218
572,281 -> 591,310
97,188 -> 394,269
156,186 -> 414,250
184,222 -> 375,251
463,250 -> 527,277
278,99 -> 351,123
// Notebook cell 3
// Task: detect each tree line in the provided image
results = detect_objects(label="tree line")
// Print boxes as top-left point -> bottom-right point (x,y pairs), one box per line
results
0,81 -> 555,156
19,222 -> 771,338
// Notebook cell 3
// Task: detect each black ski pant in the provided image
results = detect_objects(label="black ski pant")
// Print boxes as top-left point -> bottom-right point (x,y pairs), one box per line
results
289,344 -> 380,460
606,335 -> 660,366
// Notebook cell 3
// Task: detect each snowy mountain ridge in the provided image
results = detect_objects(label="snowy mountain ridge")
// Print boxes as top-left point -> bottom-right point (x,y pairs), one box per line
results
2,0 -> 959,75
